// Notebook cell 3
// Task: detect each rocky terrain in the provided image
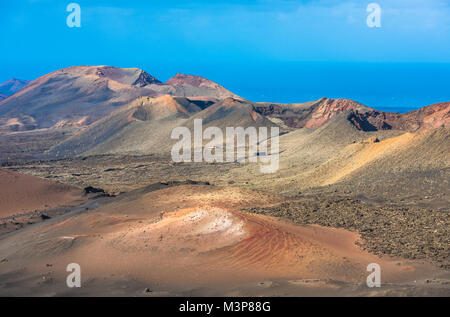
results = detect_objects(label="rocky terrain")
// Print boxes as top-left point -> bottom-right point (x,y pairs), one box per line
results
0,66 -> 448,296
1,180 -> 448,296
245,197 -> 449,265
253,98 -> 449,131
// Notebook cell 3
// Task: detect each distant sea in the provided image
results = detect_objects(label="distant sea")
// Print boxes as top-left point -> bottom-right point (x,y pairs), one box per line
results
190,62 -> 450,113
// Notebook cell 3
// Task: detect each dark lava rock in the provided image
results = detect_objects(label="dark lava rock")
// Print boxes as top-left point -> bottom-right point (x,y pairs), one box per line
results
84,186 -> 106,194
243,196 -> 450,264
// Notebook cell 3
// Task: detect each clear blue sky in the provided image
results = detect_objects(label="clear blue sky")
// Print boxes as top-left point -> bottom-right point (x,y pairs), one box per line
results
1,0 -> 449,111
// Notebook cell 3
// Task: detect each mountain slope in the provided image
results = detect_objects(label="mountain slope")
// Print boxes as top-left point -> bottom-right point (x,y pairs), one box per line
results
348,101 -> 450,131
2,65 -> 446,134
187,97 -> 273,129
253,98 -> 449,132
46,95 -> 205,157
226,113 -> 404,190
252,98 -> 372,129
328,127 -> 450,204
0,67 -> 242,132
47,97 -> 277,157
146,73 -> 242,100
229,114 -> 449,205
0,169 -> 85,218
0,66 -> 163,131
0,78 -> 30,96
166,73 -> 242,99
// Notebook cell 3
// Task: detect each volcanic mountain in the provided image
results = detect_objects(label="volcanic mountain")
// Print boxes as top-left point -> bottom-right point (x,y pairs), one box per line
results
229,109 -> 449,205
347,101 -> 450,131
0,66 -> 449,296
0,78 -> 30,96
0,65 -> 448,160
0,66 -> 160,131
252,98 -> 450,132
45,95 -> 448,158
1,66 -> 447,135
47,96 -> 275,157
0,66 -> 239,132
252,98 -> 372,129
163,73 -> 242,100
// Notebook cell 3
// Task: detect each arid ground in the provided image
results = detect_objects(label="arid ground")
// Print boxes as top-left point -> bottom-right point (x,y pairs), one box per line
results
0,67 -> 448,296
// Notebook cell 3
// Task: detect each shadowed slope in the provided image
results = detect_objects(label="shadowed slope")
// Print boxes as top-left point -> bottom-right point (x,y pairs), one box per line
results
46,95 -> 204,157
0,79 -> 30,96
47,97 -> 279,158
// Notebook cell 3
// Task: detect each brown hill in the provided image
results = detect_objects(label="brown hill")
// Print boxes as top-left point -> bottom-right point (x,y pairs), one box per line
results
187,97 -> 274,129
228,112 -> 449,206
325,127 -> 450,204
47,96 -> 278,158
0,66 -> 162,131
1,65 -> 446,136
167,73 -> 215,86
46,95 -> 207,157
0,67 -> 241,132
252,98 -> 372,129
253,98 -> 449,132
149,73 -> 242,100
349,101 -> 450,131
0,169 -> 85,218
38,93 -> 450,160
225,113 -> 402,191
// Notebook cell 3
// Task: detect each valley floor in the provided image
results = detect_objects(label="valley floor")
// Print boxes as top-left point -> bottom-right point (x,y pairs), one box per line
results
0,154 -> 449,296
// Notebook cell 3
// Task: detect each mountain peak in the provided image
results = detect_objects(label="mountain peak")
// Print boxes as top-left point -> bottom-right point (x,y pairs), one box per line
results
166,73 -> 218,88
87,66 -> 161,87
164,73 -> 242,100
0,78 -> 31,96
132,69 -> 162,86
5,78 -> 30,84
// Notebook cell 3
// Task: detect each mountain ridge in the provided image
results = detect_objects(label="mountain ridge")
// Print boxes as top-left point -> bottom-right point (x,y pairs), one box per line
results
253,98 -> 449,132
0,66 -> 239,132
0,65 -> 448,159
0,78 -> 30,96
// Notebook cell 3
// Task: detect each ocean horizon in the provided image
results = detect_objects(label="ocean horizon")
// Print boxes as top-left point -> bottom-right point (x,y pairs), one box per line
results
183,62 -> 450,113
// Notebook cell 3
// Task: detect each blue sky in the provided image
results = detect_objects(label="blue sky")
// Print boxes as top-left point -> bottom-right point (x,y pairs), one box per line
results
1,0 -> 449,111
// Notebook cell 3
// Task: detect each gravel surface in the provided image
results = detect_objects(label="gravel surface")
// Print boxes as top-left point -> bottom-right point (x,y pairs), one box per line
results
244,196 -> 449,266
